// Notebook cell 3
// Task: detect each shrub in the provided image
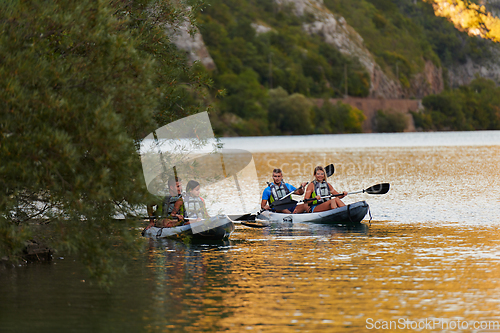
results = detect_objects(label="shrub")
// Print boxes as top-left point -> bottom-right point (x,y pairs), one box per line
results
314,100 -> 366,134
374,110 -> 408,132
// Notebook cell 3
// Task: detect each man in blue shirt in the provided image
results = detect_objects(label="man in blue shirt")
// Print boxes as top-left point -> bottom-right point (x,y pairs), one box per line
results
261,168 -> 308,213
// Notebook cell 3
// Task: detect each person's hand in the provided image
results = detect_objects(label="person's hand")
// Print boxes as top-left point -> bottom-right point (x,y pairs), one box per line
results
263,204 -> 271,210
164,219 -> 178,228
341,191 -> 347,199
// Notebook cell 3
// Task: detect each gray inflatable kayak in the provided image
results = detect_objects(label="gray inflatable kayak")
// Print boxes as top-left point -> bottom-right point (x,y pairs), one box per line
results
256,200 -> 369,225
142,215 -> 235,241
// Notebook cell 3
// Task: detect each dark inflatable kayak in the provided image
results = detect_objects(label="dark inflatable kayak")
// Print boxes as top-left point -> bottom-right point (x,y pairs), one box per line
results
256,201 -> 369,225
142,215 -> 235,241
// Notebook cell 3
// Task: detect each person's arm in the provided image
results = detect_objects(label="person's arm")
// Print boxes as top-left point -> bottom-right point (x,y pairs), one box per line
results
293,182 -> 308,195
261,199 -> 271,210
329,184 -> 347,199
304,183 -> 314,200
146,204 -> 156,228
287,184 -> 297,196
201,198 -> 210,219
171,199 -> 184,221
261,188 -> 271,210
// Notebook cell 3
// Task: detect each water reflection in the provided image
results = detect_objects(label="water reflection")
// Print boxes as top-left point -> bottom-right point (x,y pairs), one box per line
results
138,218 -> 500,332
259,222 -> 369,239
143,239 -> 236,332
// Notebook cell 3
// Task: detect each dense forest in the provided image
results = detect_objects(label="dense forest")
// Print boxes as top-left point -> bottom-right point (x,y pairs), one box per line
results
195,0 -> 500,135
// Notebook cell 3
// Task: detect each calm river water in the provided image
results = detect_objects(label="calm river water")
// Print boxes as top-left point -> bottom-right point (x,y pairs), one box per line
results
2,131 -> 500,332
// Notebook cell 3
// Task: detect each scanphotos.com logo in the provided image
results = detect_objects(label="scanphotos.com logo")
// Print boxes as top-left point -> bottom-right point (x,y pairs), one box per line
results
366,317 -> 500,331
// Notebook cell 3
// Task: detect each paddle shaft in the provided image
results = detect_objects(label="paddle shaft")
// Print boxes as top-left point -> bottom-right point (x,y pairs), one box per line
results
274,183 -> 390,208
276,181 -> 308,201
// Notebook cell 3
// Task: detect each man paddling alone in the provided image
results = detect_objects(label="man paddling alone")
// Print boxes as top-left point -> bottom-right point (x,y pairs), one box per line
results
261,168 -> 308,214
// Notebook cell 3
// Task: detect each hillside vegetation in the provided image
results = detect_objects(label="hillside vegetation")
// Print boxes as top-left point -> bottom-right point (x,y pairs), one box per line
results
197,0 -> 500,134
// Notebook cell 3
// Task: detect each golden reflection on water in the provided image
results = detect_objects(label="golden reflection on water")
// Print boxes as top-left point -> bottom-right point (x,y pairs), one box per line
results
144,223 -> 500,332
144,145 -> 500,332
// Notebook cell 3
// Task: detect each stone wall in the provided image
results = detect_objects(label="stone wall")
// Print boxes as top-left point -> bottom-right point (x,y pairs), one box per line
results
325,97 -> 422,132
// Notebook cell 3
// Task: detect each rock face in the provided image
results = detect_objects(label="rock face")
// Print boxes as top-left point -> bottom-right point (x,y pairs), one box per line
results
168,21 -> 217,70
278,0 -> 403,98
447,47 -> 500,88
440,0 -> 500,88
276,0 -> 444,98
412,60 -> 444,97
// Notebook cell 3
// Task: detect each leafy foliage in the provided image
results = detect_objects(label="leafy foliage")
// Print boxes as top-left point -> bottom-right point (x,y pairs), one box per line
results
374,110 -> 408,132
313,100 -> 366,134
324,0 -> 494,78
413,77 -> 500,131
268,88 -> 314,135
0,0 -> 211,285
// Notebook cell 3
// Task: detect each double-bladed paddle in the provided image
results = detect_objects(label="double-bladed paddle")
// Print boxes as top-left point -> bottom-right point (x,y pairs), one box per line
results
271,183 -> 391,210
137,215 -> 270,229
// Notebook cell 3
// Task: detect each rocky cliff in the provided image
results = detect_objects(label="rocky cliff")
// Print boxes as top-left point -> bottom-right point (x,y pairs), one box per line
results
446,0 -> 500,88
279,0 -> 449,98
168,21 -> 217,71
447,48 -> 500,87
284,0 -> 403,98
170,0 -> 500,98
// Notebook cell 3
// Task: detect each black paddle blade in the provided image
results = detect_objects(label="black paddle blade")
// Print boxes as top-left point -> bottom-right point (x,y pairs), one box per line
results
325,164 -> 335,177
234,213 -> 256,221
271,199 -> 298,211
365,183 -> 390,195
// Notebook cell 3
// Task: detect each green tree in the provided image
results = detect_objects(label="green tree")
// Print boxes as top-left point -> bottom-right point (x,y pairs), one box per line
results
422,93 -> 468,130
268,87 -> 314,135
0,0 -> 210,285
464,77 -> 500,130
414,77 -> 500,131
374,109 -> 407,132
314,100 -> 366,134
